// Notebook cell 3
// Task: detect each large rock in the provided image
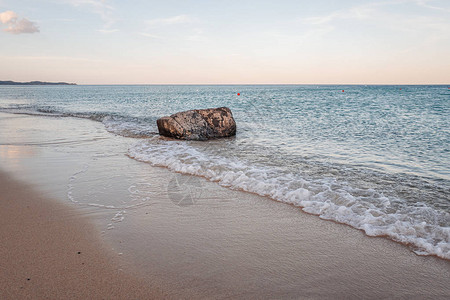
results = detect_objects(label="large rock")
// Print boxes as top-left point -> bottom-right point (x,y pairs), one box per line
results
157,107 -> 236,140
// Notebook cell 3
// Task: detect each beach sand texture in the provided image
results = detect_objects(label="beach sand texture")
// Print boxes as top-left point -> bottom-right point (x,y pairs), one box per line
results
0,170 -> 166,299
0,112 -> 449,299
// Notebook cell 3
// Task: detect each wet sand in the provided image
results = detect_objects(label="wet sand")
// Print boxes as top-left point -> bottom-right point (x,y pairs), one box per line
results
0,112 -> 449,299
108,170 -> 450,299
0,170 -> 166,299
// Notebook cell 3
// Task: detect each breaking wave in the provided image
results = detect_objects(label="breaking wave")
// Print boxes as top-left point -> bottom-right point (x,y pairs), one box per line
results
128,138 -> 450,259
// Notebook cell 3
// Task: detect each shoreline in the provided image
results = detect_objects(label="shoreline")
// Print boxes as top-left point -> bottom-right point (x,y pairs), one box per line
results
0,169 -> 166,299
1,111 -> 449,299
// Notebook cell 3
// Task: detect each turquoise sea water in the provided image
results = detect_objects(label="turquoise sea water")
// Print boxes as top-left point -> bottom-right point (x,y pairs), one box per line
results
1,85 -> 449,258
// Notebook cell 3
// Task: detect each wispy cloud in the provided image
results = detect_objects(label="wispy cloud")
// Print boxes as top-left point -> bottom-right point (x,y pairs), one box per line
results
0,10 -> 39,34
63,0 -> 116,29
97,28 -> 118,34
145,15 -> 196,27
64,0 -> 114,12
141,14 -> 204,42
302,1 -> 386,26
412,0 -> 450,12
139,32 -> 163,39
53,18 -> 76,22
185,28 -> 206,42
302,0 -> 450,37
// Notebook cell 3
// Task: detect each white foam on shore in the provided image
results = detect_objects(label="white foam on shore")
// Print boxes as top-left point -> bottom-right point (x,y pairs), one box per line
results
102,116 -> 156,138
67,164 -> 89,204
0,106 -> 157,138
67,163 -> 152,225
128,138 -> 450,259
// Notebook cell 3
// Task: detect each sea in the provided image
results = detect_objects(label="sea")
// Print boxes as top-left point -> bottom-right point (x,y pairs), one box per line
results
0,84 -> 449,259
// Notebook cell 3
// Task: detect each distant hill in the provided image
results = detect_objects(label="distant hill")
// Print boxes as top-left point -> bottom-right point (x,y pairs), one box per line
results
0,81 -> 76,85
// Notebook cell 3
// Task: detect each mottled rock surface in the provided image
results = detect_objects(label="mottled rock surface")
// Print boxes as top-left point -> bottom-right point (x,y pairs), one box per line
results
157,107 -> 236,140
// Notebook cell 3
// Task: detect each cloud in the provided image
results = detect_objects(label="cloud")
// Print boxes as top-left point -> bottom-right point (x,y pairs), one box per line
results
63,0 -> 116,29
185,28 -> 206,42
302,0 -> 450,36
139,32 -> 162,39
0,10 -> 39,34
412,0 -> 450,12
97,28 -> 119,34
302,1 -> 383,26
64,0 -> 113,12
141,15 -> 202,42
145,15 -> 196,27
0,10 -> 17,23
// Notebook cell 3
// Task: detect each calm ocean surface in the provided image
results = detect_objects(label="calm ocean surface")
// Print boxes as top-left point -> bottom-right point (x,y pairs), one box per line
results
1,85 -> 449,258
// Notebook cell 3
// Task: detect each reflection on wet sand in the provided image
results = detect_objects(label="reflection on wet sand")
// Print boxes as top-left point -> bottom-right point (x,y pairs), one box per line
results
0,145 -> 36,173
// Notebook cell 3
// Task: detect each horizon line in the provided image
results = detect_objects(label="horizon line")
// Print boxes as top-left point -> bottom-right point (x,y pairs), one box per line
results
2,81 -> 449,86
73,83 -> 450,86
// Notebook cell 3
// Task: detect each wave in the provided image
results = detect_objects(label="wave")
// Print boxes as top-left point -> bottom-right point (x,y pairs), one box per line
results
0,104 -> 158,138
127,137 -> 450,260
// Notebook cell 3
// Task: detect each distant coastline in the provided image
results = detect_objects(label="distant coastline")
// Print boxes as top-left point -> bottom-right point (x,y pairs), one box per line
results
0,81 -> 76,86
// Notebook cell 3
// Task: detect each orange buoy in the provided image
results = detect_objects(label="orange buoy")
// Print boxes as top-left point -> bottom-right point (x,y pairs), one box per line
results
342,90 -> 344,92
237,93 -> 240,96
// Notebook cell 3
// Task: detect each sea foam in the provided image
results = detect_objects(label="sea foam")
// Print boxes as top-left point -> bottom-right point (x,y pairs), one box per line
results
128,137 -> 450,259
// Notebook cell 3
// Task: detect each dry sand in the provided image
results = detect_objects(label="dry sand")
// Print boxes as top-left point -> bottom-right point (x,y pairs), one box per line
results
0,170 -> 167,300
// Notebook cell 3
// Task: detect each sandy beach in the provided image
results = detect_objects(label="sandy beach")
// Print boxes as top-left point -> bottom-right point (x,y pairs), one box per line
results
0,112 -> 449,299
0,169 -> 166,299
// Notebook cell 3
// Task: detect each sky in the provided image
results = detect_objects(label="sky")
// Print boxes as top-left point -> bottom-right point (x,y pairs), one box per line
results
0,0 -> 449,84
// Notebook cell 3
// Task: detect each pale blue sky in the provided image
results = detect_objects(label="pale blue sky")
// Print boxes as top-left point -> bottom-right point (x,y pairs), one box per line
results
0,0 -> 449,84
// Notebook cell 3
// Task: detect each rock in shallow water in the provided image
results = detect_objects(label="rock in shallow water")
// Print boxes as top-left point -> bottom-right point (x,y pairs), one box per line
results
157,107 -> 236,140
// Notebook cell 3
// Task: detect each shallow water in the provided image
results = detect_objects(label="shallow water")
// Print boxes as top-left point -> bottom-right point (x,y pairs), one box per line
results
1,85 -> 449,258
